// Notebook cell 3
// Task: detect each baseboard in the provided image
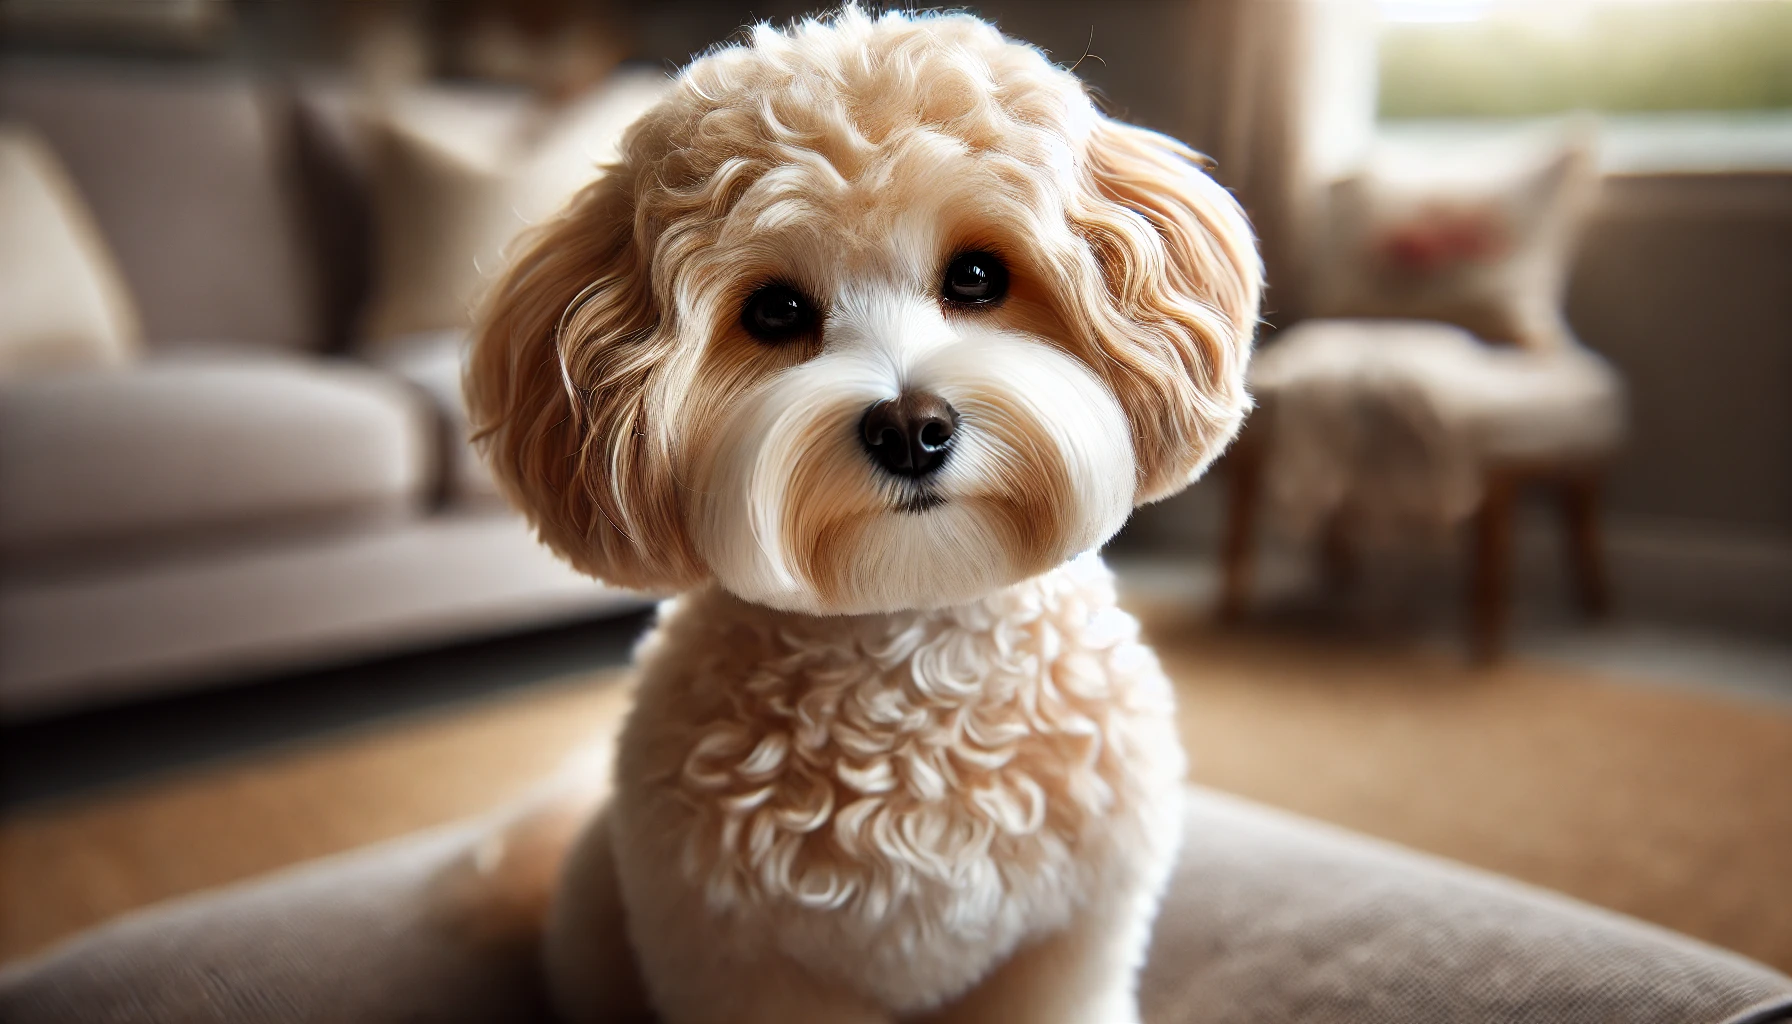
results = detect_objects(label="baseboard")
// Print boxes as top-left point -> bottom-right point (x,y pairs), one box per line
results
1576,517 -> 1792,639
1112,484 -> 1791,642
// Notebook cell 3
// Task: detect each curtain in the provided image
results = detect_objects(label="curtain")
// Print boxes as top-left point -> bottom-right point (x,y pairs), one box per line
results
1170,0 -> 1379,331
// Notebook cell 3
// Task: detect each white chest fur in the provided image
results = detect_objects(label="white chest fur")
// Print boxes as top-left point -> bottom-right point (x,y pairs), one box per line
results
610,554 -> 1185,1013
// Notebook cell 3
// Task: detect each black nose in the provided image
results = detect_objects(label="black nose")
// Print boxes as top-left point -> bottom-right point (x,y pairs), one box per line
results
861,392 -> 958,478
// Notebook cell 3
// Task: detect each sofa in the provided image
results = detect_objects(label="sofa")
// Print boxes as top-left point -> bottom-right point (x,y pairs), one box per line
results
2,781 -> 1789,1023
0,58 -> 650,720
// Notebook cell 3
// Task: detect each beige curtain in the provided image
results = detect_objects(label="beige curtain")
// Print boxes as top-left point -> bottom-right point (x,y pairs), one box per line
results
1168,0 -> 1378,331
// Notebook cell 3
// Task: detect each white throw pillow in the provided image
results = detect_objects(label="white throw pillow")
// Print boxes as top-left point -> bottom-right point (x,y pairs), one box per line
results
0,125 -> 142,374
358,71 -> 669,347
1313,138 -> 1596,351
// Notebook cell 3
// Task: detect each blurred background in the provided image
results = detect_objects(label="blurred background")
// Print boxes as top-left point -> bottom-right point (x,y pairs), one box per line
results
1,0 -> 1788,982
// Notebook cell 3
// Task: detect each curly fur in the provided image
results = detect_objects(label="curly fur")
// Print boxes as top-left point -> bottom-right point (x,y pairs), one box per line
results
605,554 -> 1183,1020
467,7 -> 1260,1023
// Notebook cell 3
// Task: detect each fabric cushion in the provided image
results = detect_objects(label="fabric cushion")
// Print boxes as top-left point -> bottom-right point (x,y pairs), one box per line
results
1250,319 -> 1625,535
1146,790 -> 1789,1024
368,330 -> 504,505
0,62 -> 319,352
2,786 -> 1787,1024
358,71 -> 667,347
0,514 -> 643,719
0,356 -> 433,567
0,124 -> 140,374
1314,137 -> 1596,351
283,78 -> 381,355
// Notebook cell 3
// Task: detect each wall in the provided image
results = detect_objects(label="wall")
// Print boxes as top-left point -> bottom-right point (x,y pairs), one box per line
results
1568,172 -> 1792,538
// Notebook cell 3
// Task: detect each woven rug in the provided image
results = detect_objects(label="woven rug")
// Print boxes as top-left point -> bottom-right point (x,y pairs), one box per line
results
4,619 -> 1789,971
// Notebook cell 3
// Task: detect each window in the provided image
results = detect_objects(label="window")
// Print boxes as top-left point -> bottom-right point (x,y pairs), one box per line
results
1375,0 -> 1792,171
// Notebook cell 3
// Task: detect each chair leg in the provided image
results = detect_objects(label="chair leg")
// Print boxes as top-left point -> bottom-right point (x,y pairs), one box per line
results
1320,510 -> 1357,598
1559,474 -> 1611,619
1468,472 -> 1517,663
1219,448 -> 1262,623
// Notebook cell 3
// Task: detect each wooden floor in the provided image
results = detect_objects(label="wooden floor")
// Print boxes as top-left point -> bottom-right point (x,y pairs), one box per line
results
4,616 -> 1790,973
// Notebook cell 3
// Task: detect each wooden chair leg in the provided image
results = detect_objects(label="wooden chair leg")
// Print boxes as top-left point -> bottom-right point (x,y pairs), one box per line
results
1559,474 -> 1611,619
1468,472 -> 1517,663
1219,449 -> 1262,624
1320,510 -> 1357,598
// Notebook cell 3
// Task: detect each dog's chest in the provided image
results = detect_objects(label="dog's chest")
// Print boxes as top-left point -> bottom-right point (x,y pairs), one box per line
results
644,567 -> 1182,1008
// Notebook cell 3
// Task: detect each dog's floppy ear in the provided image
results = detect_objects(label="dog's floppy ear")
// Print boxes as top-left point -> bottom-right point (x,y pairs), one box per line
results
466,169 -> 706,591
1070,118 -> 1263,502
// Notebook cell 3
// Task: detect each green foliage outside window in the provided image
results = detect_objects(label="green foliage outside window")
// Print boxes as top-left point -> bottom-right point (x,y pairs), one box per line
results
1378,1 -> 1792,119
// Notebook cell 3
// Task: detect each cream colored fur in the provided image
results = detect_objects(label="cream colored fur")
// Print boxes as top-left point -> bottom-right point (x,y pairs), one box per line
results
467,7 -> 1261,1022
549,555 -> 1182,1023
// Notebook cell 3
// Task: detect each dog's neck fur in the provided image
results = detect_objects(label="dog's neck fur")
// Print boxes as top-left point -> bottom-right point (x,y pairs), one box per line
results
612,548 -> 1182,1012
659,549 -> 1129,680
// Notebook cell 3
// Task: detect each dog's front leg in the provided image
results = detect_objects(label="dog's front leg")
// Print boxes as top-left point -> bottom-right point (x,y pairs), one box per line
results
544,807 -> 654,1023
919,894 -> 1159,1024
551,812 -> 893,1024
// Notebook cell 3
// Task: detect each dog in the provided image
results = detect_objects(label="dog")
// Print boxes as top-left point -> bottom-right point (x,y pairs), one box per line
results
465,8 -> 1260,1022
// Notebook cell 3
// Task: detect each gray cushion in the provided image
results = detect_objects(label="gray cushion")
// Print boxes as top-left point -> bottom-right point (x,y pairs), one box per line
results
367,331 -> 504,506
0,60 -> 319,352
0,355 -> 432,566
284,78 -> 541,356
0,513 -> 641,718
1147,791 -> 1791,1024
284,77 -> 377,357
3,787 -> 1787,1023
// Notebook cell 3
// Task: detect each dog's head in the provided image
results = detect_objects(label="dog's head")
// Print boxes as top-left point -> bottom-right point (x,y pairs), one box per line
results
468,8 -> 1261,615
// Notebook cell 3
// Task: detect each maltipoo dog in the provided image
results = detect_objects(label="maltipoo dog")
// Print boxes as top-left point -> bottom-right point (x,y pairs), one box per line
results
466,8 -> 1260,1023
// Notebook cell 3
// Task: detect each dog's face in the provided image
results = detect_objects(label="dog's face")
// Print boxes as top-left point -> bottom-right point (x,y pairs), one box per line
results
468,10 -> 1261,615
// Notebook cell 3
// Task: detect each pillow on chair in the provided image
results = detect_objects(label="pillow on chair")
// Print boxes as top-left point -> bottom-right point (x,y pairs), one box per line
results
1250,319 -> 1625,538
1313,136 -> 1596,351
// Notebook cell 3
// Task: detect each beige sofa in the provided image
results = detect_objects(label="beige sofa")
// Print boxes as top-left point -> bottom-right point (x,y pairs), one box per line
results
0,60 -> 643,720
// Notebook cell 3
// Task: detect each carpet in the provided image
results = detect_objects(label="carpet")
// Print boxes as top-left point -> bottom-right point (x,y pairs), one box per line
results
4,620 -> 1789,972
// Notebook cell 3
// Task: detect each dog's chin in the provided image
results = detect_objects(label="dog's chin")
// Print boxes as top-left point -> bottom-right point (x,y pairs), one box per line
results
709,486 -> 1123,617
892,488 -> 948,516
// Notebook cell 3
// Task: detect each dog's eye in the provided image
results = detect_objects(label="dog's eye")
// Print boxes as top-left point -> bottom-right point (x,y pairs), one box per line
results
941,251 -> 1008,305
740,284 -> 817,343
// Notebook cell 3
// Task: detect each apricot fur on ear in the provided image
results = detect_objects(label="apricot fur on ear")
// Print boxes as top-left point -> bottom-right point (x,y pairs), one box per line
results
465,169 -> 706,592
1069,119 -> 1263,502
